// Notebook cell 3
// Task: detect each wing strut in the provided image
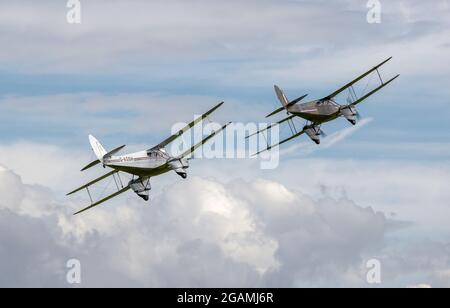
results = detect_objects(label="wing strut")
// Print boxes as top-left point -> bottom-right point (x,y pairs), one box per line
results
322,57 -> 393,100
351,74 -> 400,106
254,129 -> 306,156
179,122 -> 231,158
246,115 -> 296,139
67,170 -> 132,215
73,185 -> 131,216
148,102 -> 225,152
67,170 -> 119,196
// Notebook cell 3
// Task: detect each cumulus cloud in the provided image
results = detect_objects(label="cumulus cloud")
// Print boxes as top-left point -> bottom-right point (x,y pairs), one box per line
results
0,163 -> 400,287
1,137 -> 450,287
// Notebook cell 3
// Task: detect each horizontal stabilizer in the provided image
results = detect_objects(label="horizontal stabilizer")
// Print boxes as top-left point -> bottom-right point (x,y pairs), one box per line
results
103,145 -> 126,159
286,94 -> 308,108
81,159 -> 101,172
266,107 -> 285,118
266,95 -> 308,118
74,185 -> 131,215
80,145 -> 125,172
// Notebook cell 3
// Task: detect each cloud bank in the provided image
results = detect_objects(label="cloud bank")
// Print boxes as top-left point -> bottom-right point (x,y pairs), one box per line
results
0,144 -> 449,287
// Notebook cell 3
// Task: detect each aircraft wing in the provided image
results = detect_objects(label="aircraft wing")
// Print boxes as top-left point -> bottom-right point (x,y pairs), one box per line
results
179,122 -> 231,158
322,57 -> 393,100
73,185 -> 131,216
254,129 -> 306,156
67,170 -> 119,196
247,115 -> 296,139
350,74 -> 400,106
148,102 -> 224,152
67,170 -> 131,215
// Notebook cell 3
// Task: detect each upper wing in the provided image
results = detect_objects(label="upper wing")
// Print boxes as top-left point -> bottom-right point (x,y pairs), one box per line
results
148,102 -> 224,152
179,122 -> 231,158
322,57 -> 393,100
351,74 -> 400,106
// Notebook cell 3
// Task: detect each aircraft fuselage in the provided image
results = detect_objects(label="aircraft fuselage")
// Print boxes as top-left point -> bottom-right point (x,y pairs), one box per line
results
287,99 -> 341,124
103,149 -> 189,178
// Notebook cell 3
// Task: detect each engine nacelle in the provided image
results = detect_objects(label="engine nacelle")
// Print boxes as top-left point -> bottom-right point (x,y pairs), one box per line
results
304,126 -> 321,145
168,158 -> 189,179
340,106 -> 358,125
129,178 -> 151,201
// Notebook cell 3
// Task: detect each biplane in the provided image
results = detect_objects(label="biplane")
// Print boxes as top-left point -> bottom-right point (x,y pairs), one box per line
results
249,57 -> 399,154
67,102 -> 230,215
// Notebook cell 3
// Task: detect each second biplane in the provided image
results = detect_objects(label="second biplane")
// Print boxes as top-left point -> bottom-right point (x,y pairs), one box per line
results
249,57 -> 399,154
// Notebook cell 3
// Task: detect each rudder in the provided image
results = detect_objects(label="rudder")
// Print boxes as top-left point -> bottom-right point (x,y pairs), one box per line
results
89,135 -> 107,161
274,85 -> 289,108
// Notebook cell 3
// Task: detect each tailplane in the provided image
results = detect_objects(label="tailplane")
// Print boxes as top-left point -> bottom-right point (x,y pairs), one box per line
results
267,85 -> 308,118
81,136 -> 125,171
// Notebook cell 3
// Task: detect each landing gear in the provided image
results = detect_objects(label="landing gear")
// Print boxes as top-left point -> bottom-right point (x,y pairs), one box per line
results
177,172 -> 187,179
129,177 -> 151,201
304,122 -> 322,145
340,105 -> 358,125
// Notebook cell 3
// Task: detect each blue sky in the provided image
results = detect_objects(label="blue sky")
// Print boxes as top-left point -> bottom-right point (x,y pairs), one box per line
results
0,0 -> 449,156
0,0 -> 450,287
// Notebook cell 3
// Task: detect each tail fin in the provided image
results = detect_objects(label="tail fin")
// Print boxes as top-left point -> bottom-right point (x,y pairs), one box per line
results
266,85 -> 290,117
89,135 -> 107,161
274,85 -> 289,108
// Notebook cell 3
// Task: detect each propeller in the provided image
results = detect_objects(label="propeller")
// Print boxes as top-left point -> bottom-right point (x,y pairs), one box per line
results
346,97 -> 362,121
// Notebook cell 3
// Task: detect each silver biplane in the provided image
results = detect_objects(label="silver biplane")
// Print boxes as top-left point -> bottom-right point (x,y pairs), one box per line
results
249,57 -> 399,154
68,102 -> 230,215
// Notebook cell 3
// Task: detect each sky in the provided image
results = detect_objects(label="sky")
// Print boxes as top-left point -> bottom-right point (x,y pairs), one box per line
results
0,0 -> 449,287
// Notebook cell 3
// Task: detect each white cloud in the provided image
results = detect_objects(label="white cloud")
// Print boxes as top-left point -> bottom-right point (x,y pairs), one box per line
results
1,140 -> 450,287
0,163 -> 390,287
0,0 -> 448,89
